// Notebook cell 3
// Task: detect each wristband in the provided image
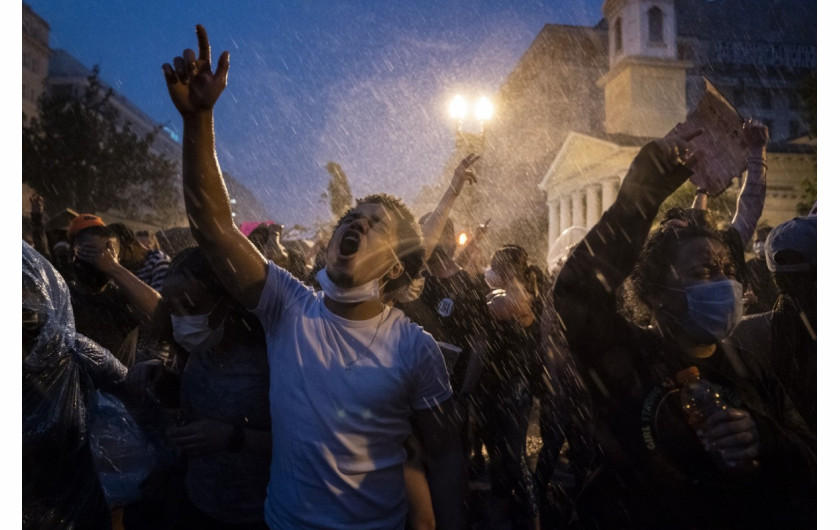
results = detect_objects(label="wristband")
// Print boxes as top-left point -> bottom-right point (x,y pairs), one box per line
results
227,423 -> 244,452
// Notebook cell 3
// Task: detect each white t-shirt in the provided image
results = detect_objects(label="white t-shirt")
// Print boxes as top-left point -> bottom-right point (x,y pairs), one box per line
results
252,264 -> 452,529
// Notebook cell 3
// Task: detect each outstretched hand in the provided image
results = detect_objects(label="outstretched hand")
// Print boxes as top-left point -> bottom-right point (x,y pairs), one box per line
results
625,128 -> 705,200
654,128 -> 704,173
449,153 -> 480,196
162,24 -> 230,116
743,117 -> 769,151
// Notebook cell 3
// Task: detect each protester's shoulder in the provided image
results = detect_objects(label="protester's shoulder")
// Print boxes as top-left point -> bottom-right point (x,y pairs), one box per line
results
727,311 -> 771,352
389,305 -> 438,349
256,262 -> 318,317
266,261 -> 315,293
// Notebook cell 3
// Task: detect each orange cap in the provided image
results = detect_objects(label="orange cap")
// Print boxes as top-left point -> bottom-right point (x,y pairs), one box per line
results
67,213 -> 105,238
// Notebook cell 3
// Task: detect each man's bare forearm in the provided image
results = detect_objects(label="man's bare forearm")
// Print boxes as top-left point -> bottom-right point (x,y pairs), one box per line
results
180,111 -> 268,307
182,111 -> 235,241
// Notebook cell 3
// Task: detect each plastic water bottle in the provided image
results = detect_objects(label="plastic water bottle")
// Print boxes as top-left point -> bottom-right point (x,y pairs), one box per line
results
676,366 -> 725,430
676,366 -> 757,475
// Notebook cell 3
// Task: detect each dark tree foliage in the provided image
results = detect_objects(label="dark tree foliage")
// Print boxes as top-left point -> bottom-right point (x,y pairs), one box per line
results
796,175 -> 817,216
324,161 -> 353,219
23,67 -> 183,226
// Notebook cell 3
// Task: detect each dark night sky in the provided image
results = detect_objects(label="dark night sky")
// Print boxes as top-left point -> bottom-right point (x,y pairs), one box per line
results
25,0 -> 604,230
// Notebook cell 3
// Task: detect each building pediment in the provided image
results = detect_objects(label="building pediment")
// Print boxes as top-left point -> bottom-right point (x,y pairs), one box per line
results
540,132 -> 638,199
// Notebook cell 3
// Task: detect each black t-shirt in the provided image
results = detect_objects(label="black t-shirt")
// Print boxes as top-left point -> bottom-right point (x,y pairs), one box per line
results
398,269 -> 491,391
480,313 -> 542,398
563,307 -> 814,527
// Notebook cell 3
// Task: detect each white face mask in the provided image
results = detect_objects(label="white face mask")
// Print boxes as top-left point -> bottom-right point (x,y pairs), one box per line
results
393,275 -> 425,304
316,267 -> 381,303
171,312 -> 225,353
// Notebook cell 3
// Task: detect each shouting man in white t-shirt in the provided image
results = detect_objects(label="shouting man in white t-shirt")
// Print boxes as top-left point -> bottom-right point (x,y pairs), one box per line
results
162,24 -> 467,530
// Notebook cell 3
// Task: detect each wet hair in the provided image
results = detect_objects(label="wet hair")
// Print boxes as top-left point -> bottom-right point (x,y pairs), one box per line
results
108,223 -> 140,249
135,230 -> 161,251
755,225 -> 774,243
490,244 -> 547,315
167,246 -> 227,299
336,193 -> 425,295
627,207 -> 724,320
248,225 -> 278,256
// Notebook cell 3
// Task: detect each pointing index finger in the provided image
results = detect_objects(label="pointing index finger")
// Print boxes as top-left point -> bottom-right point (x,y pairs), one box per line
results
196,24 -> 211,63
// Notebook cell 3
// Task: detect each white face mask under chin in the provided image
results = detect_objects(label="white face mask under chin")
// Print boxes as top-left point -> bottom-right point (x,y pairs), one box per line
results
316,267 -> 381,303
171,313 -> 226,353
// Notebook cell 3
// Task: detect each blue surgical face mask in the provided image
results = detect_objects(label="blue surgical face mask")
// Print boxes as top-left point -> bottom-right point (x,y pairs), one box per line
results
675,279 -> 744,344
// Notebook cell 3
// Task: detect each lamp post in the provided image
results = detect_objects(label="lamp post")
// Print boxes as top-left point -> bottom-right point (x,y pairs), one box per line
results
448,94 -> 494,150
447,94 -> 494,234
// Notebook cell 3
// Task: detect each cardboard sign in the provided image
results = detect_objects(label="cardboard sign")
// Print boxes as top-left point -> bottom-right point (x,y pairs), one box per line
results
668,78 -> 747,197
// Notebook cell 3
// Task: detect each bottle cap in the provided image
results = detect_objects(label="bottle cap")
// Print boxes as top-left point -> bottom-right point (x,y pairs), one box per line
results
676,366 -> 700,384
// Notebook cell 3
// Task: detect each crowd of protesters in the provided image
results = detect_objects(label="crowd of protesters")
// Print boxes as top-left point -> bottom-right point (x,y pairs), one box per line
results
22,24 -> 816,530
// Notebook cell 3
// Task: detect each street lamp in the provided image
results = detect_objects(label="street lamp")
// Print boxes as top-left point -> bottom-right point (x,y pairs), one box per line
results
449,95 -> 468,132
448,94 -> 494,133
446,94 -> 494,233
474,96 -> 494,131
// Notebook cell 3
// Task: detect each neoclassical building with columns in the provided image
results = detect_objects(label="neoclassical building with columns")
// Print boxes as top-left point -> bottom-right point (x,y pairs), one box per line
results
537,0 -> 815,269
414,0 -> 815,268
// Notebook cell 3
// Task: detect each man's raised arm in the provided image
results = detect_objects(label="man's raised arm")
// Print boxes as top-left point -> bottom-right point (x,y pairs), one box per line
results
162,25 -> 267,308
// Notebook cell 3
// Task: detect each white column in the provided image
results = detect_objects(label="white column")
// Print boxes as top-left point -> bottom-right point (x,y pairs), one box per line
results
586,185 -> 602,229
571,190 -> 585,228
547,200 -> 559,248
559,195 -> 571,234
601,177 -> 620,213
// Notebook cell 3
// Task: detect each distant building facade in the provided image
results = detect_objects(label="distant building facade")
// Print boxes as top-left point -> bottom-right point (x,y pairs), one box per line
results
23,3 -> 50,122
416,0 -> 816,267
47,49 -> 182,162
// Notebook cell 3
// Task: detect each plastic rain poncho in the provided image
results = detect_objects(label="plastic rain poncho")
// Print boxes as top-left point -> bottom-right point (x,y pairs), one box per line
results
22,241 -> 127,529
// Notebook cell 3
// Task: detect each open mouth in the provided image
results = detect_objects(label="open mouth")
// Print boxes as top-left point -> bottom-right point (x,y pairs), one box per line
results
339,232 -> 360,256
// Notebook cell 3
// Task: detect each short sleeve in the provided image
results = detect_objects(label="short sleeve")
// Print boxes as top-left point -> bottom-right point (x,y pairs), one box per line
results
410,332 -> 453,410
252,262 -> 313,328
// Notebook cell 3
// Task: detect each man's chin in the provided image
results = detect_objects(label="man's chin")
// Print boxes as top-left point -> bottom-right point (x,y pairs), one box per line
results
325,266 -> 354,288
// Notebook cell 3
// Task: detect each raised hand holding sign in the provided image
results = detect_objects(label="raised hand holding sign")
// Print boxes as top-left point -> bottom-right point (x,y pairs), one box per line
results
669,78 -> 748,197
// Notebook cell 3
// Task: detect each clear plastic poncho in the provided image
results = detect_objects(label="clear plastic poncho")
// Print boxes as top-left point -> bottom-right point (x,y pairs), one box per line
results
22,241 -> 127,529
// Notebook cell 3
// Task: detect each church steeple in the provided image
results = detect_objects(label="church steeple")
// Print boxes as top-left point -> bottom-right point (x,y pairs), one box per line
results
598,0 -> 691,137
